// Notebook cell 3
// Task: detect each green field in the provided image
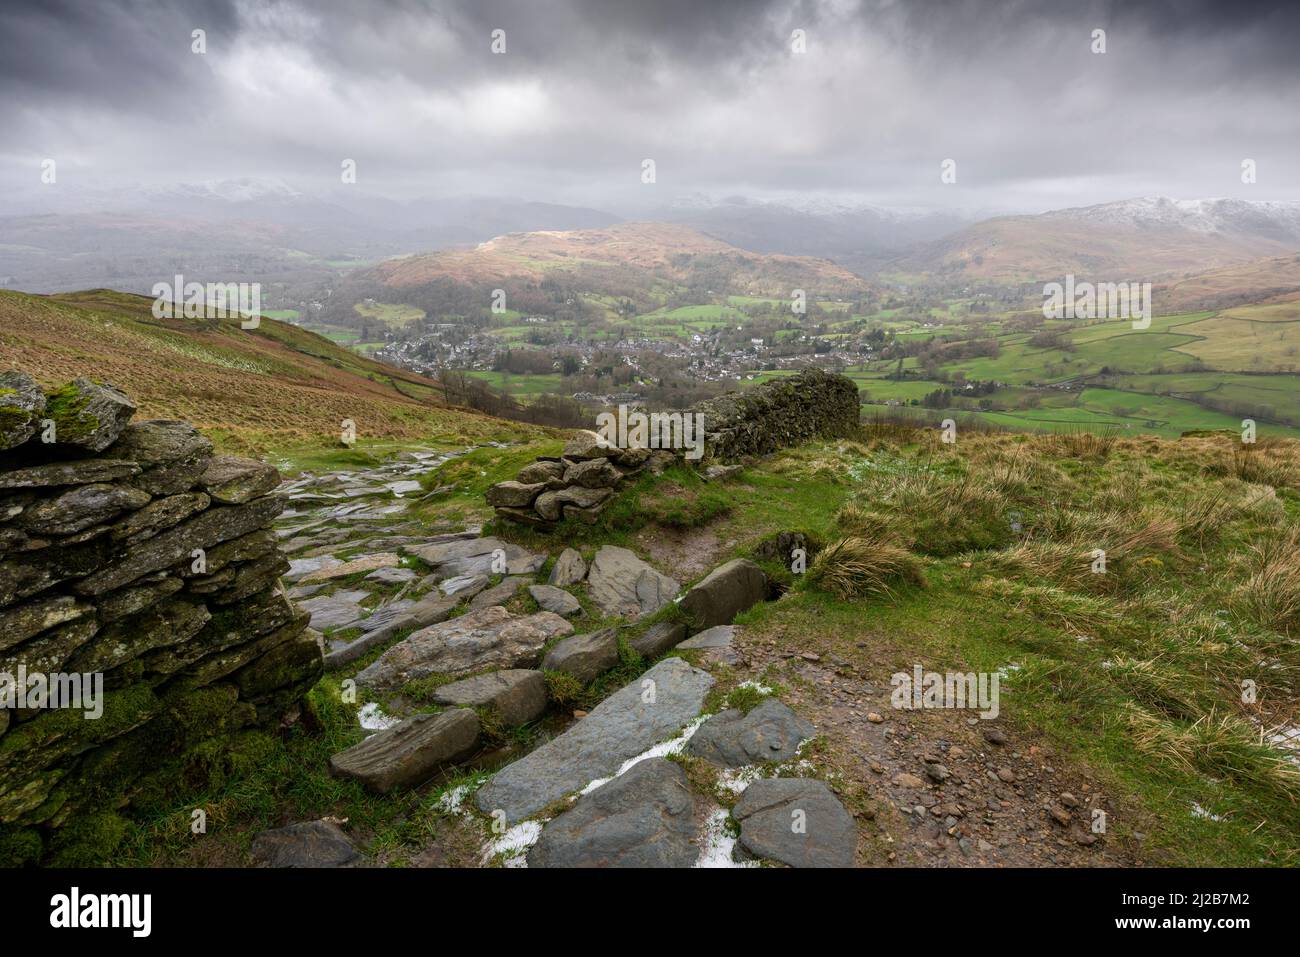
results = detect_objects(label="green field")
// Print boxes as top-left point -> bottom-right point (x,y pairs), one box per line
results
354,301 -> 426,326
465,370 -> 563,397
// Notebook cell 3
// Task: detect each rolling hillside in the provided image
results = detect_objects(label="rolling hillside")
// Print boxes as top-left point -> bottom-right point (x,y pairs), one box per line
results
370,221 -> 868,293
0,288 -> 533,460
323,222 -> 873,328
891,197 -> 1300,284
1152,254 -> 1300,313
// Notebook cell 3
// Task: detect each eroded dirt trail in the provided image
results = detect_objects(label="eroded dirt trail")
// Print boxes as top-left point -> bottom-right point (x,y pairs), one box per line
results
741,645 -> 1140,866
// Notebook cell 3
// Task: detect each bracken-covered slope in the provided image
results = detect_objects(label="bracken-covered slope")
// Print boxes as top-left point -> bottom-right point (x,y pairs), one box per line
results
891,198 -> 1300,284
0,288 -> 525,455
365,221 -> 871,296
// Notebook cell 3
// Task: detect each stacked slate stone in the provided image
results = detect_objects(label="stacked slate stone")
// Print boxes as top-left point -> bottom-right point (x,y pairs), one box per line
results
689,367 -> 860,460
488,368 -> 861,527
486,429 -> 661,529
0,372 -> 321,852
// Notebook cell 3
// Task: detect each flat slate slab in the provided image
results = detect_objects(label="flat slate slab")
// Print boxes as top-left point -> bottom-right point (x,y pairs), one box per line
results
688,699 -> 816,767
586,545 -> 679,619
408,536 -> 545,579
629,621 -> 687,659
733,778 -> 857,868
297,590 -> 370,631
468,575 -> 531,610
475,657 -> 714,823
677,625 -> 734,649
329,709 -> 480,793
541,628 -> 619,683
528,758 -> 697,868
355,606 -> 573,686
432,669 -> 548,726
548,548 -> 587,587
529,584 -> 582,617
300,552 -> 401,583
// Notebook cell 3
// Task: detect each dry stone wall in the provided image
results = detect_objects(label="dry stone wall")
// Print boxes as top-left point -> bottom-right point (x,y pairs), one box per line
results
488,368 -> 860,527
0,372 -> 321,859
689,367 -> 860,460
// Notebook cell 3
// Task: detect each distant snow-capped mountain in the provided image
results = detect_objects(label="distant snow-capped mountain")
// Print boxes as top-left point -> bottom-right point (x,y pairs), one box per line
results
1055,197 -> 1300,239
892,197 -> 1300,282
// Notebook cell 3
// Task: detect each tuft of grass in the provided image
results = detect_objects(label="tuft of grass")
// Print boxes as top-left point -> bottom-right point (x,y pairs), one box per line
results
1234,527 -> 1300,635
804,535 -> 926,601
1125,704 -> 1300,804
1047,428 -> 1118,460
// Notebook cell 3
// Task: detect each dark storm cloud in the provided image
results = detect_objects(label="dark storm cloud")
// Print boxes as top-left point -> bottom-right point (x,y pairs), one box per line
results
0,0 -> 238,109
0,0 -> 1296,211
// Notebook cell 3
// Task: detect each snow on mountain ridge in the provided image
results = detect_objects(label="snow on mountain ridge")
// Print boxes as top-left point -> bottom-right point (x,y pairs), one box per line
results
1053,197 -> 1300,236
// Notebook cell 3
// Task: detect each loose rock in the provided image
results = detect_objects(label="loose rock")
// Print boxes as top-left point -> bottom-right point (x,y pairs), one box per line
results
250,820 -> 360,868
541,628 -> 619,683
586,545 -> 679,619
529,584 -> 582,617
432,670 -> 548,726
329,709 -> 480,793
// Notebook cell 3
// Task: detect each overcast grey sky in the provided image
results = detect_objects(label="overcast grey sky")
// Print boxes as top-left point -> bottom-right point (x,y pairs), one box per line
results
1,0 -> 1297,213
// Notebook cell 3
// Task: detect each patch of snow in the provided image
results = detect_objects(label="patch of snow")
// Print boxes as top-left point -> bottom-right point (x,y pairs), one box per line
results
718,766 -> 764,795
578,716 -> 708,796
437,784 -> 472,814
718,758 -> 816,796
695,808 -> 756,868
482,820 -> 544,867
358,701 -> 399,731
1265,724 -> 1300,766
1191,802 -> 1225,822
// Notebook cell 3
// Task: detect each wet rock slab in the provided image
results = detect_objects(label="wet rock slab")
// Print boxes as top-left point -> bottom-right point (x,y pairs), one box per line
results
529,584 -> 582,617
678,559 -> 769,631
688,699 -> 815,767
528,758 -> 697,868
586,545 -> 679,619
329,709 -> 480,793
475,657 -> 713,823
432,669 -> 548,726
407,536 -> 545,579
733,778 -> 857,868
355,605 -> 573,686
541,628 -> 619,683
629,622 -> 687,659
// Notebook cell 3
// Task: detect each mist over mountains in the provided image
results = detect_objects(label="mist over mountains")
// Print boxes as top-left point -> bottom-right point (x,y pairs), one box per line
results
6,177 -> 1300,300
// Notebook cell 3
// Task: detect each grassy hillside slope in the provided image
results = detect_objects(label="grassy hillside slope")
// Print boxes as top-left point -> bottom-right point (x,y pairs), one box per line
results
371,221 -> 868,295
0,288 -> 537,464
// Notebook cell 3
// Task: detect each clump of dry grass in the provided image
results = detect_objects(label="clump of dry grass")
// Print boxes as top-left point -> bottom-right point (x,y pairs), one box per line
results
1125,704 -> 1300,802
1043,428 -> 1118,460
834,501 -> 894,540
1178,489 -> 1240,547
963,436 -> 1075,501
1198,438 -> 1300,490
1108,656 -> 1200,720
971,577 -> 1123,634
990,506 -> 1183,591
1230,444 -> 1295,487
805,535 -> 926,601
1234,527 -> 1300,635
850,467 -> 1013,555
